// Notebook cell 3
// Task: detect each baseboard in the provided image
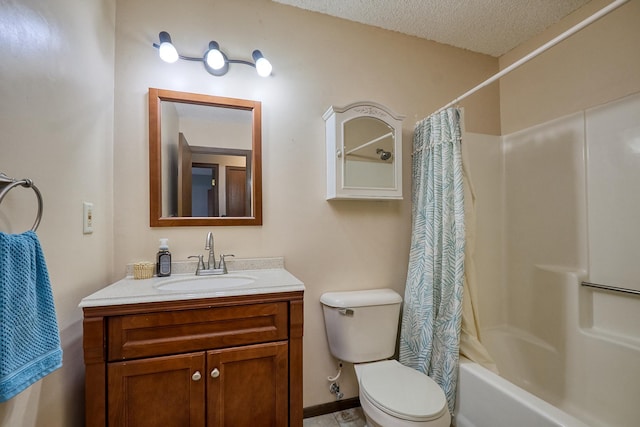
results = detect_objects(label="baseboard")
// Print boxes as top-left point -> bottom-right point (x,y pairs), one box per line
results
303,397 -> 361,419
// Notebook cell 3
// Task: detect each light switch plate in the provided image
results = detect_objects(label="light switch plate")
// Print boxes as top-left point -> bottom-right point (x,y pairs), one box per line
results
83,202 -> 94,234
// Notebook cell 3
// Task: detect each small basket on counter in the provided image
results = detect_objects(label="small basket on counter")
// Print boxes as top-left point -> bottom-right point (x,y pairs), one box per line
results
133,262 -> 155,279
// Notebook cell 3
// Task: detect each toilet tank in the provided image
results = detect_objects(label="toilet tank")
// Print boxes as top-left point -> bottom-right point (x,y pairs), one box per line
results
320,289 -> 402,363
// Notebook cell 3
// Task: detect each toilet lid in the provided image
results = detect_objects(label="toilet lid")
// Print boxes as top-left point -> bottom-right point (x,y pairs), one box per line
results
359,360 -> 448,422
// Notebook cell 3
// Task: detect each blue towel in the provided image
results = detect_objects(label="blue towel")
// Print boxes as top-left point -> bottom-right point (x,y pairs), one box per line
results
0,231 -> 62,402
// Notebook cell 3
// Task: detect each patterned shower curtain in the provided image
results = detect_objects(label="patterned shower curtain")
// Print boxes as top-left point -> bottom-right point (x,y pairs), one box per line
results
399,108 -> 465,414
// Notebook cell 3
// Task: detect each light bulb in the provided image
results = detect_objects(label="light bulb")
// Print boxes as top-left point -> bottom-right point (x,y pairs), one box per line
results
157,32 -> 178,63
159,42 -> 179,63
205,47 -> 225,70
252,50 -> 272,77
255,58 -> 272,77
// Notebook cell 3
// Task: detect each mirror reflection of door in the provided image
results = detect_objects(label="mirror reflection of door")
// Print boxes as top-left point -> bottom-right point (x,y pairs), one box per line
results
177,133 -> 192,216
226,166 -> 248,217
192,163 -> 219,217
178,133 -> 250,217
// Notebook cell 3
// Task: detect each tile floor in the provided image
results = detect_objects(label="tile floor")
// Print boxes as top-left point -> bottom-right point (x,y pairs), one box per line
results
303,407 -> 367,427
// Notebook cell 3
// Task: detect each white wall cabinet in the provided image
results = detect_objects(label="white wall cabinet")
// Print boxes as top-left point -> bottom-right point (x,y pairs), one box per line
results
324,102 -> 404,200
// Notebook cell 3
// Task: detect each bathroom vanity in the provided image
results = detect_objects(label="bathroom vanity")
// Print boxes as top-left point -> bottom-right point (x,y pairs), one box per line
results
80,261 -> 304,427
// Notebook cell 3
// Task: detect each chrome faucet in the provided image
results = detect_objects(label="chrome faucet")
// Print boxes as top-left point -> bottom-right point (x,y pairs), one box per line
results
189,232 -> 234,275
205,231 -> 216,270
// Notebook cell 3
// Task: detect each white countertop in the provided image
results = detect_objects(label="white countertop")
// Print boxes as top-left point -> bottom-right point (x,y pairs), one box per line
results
79,264 -> 304,308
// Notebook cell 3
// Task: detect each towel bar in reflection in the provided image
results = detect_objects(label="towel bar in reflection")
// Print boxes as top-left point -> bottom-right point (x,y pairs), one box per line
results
0,172 -> 43,232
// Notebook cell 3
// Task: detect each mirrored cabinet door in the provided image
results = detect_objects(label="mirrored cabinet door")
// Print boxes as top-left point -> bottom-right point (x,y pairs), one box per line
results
324,102 -> 404,200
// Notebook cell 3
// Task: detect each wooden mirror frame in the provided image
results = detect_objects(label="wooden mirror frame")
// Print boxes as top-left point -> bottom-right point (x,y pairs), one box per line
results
149,88 -> 262,226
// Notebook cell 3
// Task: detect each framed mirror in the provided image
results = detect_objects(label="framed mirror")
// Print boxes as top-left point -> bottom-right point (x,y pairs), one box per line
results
149,88 -> 262,226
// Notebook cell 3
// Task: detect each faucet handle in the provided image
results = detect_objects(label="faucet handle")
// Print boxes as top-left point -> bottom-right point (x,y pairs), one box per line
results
219,254 -> 235,274
188,255 -> 205,274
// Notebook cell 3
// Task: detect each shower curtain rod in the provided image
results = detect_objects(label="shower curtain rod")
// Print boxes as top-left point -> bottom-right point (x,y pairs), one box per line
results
432,0 -> 630,116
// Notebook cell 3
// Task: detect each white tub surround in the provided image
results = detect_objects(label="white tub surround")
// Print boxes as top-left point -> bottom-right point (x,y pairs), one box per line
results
481,266 -> 640,427
492,94 -> 640,427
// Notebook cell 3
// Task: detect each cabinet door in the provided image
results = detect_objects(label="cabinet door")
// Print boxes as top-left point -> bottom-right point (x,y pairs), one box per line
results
108,352 -> 205,427
324,102 -> 404,200
207,342 -> 288,427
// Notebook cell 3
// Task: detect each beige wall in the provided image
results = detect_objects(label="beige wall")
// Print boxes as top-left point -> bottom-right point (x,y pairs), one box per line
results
0,0 -> 115,426
499,0 -> 640,134
113,0 -> 499,408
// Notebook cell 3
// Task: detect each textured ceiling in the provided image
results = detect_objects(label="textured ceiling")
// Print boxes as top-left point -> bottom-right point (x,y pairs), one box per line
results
272,0 -> 591,57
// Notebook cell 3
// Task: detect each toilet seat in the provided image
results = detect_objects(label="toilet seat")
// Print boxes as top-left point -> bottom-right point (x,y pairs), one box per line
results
358,360 -> 448,422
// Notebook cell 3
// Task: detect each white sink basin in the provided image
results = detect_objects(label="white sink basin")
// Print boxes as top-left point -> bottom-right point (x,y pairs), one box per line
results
154,275 -> 256,292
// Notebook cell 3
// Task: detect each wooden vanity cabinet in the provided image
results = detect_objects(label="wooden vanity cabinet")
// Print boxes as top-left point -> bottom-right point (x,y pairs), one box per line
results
107,352 -> 206,426
83,291 -> 303,427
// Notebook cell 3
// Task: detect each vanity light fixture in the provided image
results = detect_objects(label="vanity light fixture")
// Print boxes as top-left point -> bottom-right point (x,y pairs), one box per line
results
153,31 -> 273,77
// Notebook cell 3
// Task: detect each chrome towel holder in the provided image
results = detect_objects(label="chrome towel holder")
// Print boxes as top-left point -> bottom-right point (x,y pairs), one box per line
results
0,172 -> 43,232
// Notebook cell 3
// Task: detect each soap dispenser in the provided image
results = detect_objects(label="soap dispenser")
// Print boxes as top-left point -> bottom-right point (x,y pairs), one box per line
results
156,238 -> 172,277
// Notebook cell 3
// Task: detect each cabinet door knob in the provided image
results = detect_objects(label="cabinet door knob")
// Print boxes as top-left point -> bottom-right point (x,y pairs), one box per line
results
192,371 -> 202,381
210,368 -> 220,378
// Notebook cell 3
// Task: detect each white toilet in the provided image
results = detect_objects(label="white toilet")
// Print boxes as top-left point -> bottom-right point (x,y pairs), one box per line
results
321,289 -> 451,427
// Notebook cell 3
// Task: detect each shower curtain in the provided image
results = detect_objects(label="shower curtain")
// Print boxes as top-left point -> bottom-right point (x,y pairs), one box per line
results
460,163 -> 497,374
399,108 -> 465,414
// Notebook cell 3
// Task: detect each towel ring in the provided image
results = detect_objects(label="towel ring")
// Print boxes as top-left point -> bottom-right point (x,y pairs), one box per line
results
0,173 -> 43,232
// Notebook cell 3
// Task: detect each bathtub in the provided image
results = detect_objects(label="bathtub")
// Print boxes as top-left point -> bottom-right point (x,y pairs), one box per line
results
454,266 -> 640,427
454,359 -> 589,427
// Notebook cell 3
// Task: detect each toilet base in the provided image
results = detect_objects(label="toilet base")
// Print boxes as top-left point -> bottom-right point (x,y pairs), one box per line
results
360,391 -> 451,427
